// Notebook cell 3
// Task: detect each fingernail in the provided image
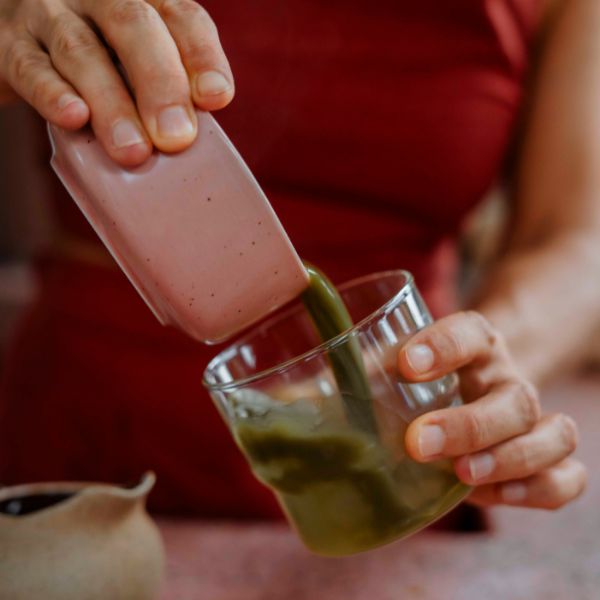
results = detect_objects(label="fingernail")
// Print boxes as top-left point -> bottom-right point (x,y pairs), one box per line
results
112,119 -> 145,149
418,424 -> 446,458
157,105 -> 195,139
195,71 -> 231,97
468,453 -> 495,481
502,482 -> 527,503
406,344 -> 434,373
58,93 -> 86,111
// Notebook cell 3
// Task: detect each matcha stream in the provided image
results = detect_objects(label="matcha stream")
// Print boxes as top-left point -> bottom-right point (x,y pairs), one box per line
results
300,263 -> 378,436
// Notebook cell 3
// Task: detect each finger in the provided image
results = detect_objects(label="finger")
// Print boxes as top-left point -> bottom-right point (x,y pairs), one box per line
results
405,379 -> 541,461
81,0 -> 197,152
468,458 -> 587,509
2,34 -> 89,129
454,413 -> 578,485
398,311 -> 512,383
149,0 -> 234,110
33,11 -> 151,166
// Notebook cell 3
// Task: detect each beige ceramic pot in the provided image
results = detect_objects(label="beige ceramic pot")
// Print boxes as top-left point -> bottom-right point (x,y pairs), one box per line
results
0,472 -> 164,600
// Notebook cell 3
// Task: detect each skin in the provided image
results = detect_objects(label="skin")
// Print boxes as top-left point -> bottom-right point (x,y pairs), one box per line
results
0,0 -> 234,165
0,0 -> 592,510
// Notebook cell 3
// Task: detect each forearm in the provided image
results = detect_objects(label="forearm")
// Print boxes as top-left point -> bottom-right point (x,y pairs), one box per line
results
474,233 -> 600,385
473,0 -> 600,385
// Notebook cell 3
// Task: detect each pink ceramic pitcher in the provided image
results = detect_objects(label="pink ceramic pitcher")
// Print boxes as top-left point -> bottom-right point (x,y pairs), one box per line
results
48,111 -> 308,343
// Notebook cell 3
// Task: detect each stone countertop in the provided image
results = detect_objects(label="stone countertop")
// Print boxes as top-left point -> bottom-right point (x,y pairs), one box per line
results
158,375 -> 600,600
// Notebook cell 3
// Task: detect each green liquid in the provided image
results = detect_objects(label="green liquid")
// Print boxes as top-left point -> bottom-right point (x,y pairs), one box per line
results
300,263 -> 378,436
235,415 -> 468,555
231,266 -> 470,556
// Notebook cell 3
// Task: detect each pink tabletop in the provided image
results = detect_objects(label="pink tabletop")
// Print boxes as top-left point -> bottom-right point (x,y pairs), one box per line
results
158,375 -> 600,600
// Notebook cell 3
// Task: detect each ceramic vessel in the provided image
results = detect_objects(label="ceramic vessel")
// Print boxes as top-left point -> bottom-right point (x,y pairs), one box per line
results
0,472 -> 164,600
49,111 -> 308,344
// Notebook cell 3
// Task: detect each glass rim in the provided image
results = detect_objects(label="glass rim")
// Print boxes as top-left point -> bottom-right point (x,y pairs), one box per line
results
202,269 -> 414,392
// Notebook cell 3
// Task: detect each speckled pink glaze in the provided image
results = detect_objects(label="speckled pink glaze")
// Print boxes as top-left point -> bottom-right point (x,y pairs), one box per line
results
48,112 -> 308,343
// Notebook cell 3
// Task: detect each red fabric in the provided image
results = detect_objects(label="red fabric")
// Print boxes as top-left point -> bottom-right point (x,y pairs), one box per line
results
0,0 -> 541,517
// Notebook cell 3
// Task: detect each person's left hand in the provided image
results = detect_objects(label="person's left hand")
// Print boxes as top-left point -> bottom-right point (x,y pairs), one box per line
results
398,311 -> 587,509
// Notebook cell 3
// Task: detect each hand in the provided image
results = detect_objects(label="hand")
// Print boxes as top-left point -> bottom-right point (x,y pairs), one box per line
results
398,311 -> 587,509
0,0 -> 234,165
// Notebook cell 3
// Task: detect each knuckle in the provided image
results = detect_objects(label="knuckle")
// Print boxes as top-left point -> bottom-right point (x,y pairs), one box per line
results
159,0 -> 204,19
431,326 -> 466,364
186,1 -> 216,32
1,31 -> 17,62
5,38 -> 33,80
94,82 -> 126,106
464,310 -> 501,347
554,414 -> 579,454
181,39 -> 221,69
29,76 -> 54,107
461,409 -> 488,450
512,440 -> 535,475
6,41 -> 47,87
144,68 -> 188,94
513,380 -> 541,429
182,38 -> 216,59
50,16 -> 98,56
158,0 -> 219,51
107,0 -> 155,26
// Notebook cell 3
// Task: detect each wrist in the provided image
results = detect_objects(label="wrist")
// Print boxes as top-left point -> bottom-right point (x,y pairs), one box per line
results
472,230 -> 600,385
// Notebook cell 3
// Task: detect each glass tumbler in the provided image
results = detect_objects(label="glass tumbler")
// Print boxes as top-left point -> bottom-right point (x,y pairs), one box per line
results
203,270 -> 471,556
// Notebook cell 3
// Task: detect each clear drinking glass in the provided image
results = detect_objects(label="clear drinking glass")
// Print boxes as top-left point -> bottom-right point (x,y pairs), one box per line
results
203,270 -> 471,556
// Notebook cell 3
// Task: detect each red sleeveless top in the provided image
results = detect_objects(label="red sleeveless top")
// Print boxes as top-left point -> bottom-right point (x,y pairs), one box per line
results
0,0 -> 541,516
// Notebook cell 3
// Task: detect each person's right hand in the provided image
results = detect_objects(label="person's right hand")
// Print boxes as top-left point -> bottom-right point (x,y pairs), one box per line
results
0,0 -> 234,165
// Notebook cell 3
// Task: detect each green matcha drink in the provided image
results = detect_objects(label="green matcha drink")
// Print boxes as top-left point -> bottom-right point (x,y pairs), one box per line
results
205,268 -> 471,556
232,394 -> 468,556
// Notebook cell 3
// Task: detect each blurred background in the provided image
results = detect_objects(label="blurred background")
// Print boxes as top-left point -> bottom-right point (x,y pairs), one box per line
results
0,104 -> 54,362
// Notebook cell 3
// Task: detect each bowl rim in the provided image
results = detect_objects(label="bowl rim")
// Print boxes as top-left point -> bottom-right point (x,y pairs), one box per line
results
0,472 -> 156,521
203,269 -> 414,392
